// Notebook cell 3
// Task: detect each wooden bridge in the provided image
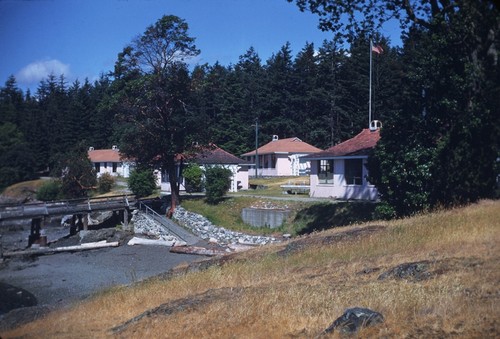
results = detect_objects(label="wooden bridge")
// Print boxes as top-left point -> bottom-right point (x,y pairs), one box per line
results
0,195 -> 136,246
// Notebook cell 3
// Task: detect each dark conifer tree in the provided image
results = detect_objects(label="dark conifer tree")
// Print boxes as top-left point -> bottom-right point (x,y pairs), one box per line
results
262,42 -> 296,139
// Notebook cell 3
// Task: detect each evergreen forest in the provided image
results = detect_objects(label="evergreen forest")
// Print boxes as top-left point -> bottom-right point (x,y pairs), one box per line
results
0,0 -> 498,217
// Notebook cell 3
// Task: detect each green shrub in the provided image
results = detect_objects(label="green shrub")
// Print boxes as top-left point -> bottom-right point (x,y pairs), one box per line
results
128,169 -> 157,198
183,163 -> 204,192
97,173 -> 115,193
205,166 -> 232,204
373,202 -> 396,220
37,180 -> 62,201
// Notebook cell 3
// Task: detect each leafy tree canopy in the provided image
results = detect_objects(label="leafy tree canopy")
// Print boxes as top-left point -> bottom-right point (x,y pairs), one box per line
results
113,15 -> 201,215
204,166 -> 232,205
53,143 -> 97,199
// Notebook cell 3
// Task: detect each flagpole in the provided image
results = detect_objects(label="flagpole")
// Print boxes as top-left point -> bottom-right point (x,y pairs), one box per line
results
369,39 -> 373,128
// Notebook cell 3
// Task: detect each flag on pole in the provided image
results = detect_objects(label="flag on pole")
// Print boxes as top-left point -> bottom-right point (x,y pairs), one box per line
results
371,45 -> 384,54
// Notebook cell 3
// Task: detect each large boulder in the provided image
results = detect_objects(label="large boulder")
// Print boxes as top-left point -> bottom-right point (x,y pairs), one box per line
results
323,307 -> 384,334
378,261 -> 431,282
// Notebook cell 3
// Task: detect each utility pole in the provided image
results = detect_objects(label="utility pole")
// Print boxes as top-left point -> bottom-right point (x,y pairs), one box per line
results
369,39 -> 373,128
255,118 -> 259,178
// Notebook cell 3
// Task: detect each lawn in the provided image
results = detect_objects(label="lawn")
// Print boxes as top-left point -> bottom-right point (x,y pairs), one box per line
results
231,176 -> 310,197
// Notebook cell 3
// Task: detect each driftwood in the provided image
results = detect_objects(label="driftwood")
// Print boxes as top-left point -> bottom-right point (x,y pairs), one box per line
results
2,240 -> 119,257
170,246 -> 228,257
127,236 -> 187,247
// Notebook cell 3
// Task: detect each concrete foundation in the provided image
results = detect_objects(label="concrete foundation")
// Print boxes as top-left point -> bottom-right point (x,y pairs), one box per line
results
241,208 -> 291,229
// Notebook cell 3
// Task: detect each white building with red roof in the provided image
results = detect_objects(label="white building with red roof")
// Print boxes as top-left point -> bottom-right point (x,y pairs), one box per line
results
159,145 -> 251,193
241,135 -> 321,177
87,146 -> 135,178
302,123 -> 381,200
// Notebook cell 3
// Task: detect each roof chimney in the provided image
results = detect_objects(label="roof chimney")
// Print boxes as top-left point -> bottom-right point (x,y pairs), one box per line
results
369,120 -> 382,131
112,145 -> 118,151
88,146 -> 94,151
272,135 -> 279,142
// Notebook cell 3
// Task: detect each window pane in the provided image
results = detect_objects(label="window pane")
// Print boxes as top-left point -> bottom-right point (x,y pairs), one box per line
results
345,159 -> 363,185
318,160 -> 334,184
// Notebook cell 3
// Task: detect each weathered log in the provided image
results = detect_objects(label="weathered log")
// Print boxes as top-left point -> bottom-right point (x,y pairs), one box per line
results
170,246 -> 228,256
2,240 -> 119,257
127,236 -> 186,247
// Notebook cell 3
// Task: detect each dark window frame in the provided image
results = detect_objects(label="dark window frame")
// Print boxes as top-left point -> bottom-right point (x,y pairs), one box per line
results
345,159 -> 363,185
318,159 -> 334,184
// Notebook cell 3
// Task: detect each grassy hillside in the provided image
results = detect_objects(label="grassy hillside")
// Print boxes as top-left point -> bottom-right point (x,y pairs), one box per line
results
181,196 -> 377,236
0,179 -> 47,202
2,200 -> 499,338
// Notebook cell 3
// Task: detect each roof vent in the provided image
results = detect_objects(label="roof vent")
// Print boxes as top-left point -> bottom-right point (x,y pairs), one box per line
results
89,146 -> 94,151
112,145 -> 118,151
272,135 -> 279,141
369,120 -> 382,131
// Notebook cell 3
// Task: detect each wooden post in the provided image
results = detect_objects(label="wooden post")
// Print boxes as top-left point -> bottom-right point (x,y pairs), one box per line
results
123,209 -> 129,231
77,214 -> 83,232
70,215 -> 77,236
83,214 -> 89,231
29,218 -> 42,247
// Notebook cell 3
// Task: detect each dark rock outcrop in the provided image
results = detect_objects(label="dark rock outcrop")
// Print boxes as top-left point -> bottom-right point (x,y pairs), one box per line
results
323,307 -> 384,334
378,261 -> 432,282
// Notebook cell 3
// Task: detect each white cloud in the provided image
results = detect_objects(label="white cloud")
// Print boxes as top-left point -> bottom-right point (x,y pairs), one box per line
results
17,59 -> 71,84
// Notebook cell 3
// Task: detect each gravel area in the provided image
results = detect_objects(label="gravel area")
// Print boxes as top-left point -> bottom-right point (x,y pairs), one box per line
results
173,206 -> 280,246
0,218 -> 206,331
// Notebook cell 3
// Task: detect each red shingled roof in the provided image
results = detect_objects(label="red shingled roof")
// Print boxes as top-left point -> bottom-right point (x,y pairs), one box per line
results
241,137 -> 321,156
88,149 -> 126,162
305,129 -> 380,159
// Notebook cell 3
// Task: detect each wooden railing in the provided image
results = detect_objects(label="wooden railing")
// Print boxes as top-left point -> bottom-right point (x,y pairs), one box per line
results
0,195 -> 136,223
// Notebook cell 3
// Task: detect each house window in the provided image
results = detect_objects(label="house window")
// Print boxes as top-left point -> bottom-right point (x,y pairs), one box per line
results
112,163 -> 117,173
104,162 -> 108,169
318,160 -> 334,184
271,154 -> 276,169
345,159 -> 363,185
95,162 -> 100,172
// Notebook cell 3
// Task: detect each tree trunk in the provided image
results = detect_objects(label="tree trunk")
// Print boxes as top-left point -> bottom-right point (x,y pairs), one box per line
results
166,159 -> 180,218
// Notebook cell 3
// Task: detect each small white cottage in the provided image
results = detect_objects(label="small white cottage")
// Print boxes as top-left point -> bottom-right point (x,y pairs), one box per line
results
241,135 -> 321,177
159,145 -> 251,193
87,146 -> 135,178
303,123 -> 381,200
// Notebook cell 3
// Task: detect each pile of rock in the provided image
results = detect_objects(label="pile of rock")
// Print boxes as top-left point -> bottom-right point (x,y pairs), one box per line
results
173,206 -> 280,246
249,200 -> 289,210
131,211 -> 181,244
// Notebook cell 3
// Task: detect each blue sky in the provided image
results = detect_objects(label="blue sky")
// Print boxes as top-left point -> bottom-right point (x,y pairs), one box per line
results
0,0 -> 400,92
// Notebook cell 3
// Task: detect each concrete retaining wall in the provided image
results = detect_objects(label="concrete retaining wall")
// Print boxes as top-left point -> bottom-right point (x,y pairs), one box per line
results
241,208 -> 291,229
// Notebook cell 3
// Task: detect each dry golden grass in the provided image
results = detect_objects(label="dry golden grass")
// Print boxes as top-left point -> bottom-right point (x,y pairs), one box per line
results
2,200 -> 499,338
1,179 -> 47,200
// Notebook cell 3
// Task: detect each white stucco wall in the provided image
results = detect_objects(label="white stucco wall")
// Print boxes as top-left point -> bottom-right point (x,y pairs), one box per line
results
94,161 -> 134,178
275,154 -> 291,176
309,157 -> 378,200
233,165 -> 249,191
159,164 -> 249,193
246,153 -> 312,177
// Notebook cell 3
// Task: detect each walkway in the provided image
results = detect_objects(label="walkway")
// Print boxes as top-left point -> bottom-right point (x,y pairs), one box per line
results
0,195 -> 135,224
